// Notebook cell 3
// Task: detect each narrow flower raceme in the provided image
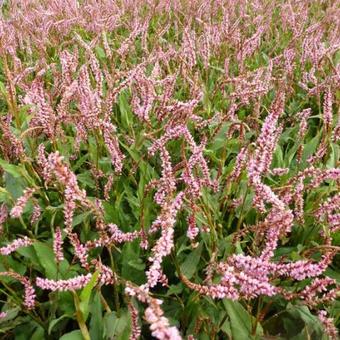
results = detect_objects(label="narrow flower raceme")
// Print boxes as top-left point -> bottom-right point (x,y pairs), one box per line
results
294,177 -> 305,223
181,272 -> 239,300
131,71 -> 156,122
0,311 -> 7,319
68,232 -> 89,268
24,80 -> 59,139
0,237 -> 33,255
315,194 -> 340,219
30,203 -> 41,224
10,188 -> 36,218
148,125 -> 195,156
274,253 -> 334,281
297,108 -> 311,139
327,214 -> 340,233
248,92 -> 285,183
53,227 -> 64,263
300,277 -> 338,306
271,168 -> 289,176
307,142 -> 328,165
309,168 -> 340,188
107,224 -> 140,244
323,87 -> 333,131
332,123 -> 340,142
23,277 -> 36,310
147,192 -> 184,288
0,271 -> 36,309
128,302 -> 141,340
253,181 -> 285,212
186,213 -> 199,241
181,137 -> 217,198
38,149 -> 87,231
317,310 -> 338,340
260,208 -> 294,261
237,25 -> 266,70
125,283 -> 182,340
0,204 -> 8,234
36,274 -> 92,291
182,27 -> 197,71
91,260 -> 116,286
89,223 -> 141,248
0,115 -> 25,160
296,108 -> 312,162
316,194 -> 340,234
104,174 -> 114,201
230,63 -> 273,104
154,147 -> 176,206
101,120 -> 125,174
229,147 -> 248,181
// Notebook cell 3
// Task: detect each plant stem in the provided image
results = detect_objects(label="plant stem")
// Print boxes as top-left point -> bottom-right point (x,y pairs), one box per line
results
73,291 -> 91,340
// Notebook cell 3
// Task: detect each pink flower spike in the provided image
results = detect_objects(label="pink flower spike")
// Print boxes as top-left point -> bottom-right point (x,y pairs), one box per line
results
0,237 -> 33,256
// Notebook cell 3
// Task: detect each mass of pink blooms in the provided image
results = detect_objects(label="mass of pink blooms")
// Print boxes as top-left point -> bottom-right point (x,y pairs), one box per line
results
0,0 -> 339,339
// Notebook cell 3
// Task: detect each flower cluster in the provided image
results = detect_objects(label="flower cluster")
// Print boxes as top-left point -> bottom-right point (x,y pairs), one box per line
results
0,237 -> 33,256
125,284 -> 182,340
36,274 -> 92,291
10,188 -> 36,218
0,0 -> 339,338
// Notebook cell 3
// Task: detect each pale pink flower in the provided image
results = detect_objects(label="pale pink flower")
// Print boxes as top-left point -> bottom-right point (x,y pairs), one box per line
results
0,237 -> 33,255
10,188 -> 36,218
317,310 -> 338,340
36,274 -> 92,291
53,227 -> 64,263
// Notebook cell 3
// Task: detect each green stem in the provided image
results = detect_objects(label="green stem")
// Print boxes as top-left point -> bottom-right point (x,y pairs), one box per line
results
73,291 -> 91,340
109,247 -> 120,314
236,186 -> 249,232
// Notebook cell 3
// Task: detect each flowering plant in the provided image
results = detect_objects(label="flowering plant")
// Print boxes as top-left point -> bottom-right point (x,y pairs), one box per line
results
0,0 -> 339,339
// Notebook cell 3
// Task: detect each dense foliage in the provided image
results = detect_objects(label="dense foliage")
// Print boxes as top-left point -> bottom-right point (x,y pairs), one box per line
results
0,0 -> 339,339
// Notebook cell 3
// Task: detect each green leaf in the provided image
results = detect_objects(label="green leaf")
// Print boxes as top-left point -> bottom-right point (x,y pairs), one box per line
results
0,159 -> 34,186
127,259 -> 145,271
33,242 -> 57,279
180,242 -> 203,280
286,304 -> 323,336
0,307 -> 20,324
223,299 -> 263,340
0,159 -> 23,178
104,309 -> 130,339
0,187 -> 10,202
4,173 -> 26,200
48,315 -> 71,335
301,133 -> 320,164
79,271 -> 99,321
31,325 -> 45,340
72,211 -> 91,227
77,171 -> 95,188
59,330 -> 83,340
89,292 -> 103,340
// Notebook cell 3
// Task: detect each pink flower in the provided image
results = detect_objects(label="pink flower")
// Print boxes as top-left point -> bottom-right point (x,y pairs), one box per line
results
0,272 -> 35,309
36,274 -> 92,291
23,278 -> 36,310
146,193 -> 184,288
0,237 -> 33,255
30,204 -> 41,224
323,87 -> 333,131
317,310 -> 338,340
53,227 -> 64,263
128,302 -> 141,340
10,188 -> 36,218
125,283 -> 182,340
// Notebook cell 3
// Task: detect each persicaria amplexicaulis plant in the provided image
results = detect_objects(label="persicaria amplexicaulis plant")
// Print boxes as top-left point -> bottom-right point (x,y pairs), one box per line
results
0,1 -> 339,339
